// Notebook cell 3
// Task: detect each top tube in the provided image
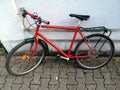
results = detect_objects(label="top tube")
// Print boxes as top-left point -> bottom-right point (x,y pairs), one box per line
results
41,25 -> 79,30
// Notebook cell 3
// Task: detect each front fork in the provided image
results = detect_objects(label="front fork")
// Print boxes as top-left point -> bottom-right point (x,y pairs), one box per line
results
28,36 -> 39,61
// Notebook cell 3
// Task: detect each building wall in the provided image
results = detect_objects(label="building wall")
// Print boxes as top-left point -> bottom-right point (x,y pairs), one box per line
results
0,0 -> 120,54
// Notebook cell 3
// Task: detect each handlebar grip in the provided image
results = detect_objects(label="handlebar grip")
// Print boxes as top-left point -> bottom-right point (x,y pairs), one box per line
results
41,18 -> 50,25
19,7 -> 27,18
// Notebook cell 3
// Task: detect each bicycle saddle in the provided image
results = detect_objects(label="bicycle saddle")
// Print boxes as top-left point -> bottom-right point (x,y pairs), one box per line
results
69,14 -> 90,21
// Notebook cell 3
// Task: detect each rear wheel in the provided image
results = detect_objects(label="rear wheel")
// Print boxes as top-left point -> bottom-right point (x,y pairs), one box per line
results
6,40 -> 45,76
74,34 -> 114,69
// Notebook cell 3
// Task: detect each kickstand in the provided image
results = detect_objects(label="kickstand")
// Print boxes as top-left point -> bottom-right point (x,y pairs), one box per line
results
54,54 -> 60,62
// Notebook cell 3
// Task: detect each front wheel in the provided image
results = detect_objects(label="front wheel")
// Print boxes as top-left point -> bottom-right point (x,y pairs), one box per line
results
74,34 -> 114,69
6,40 -> 45,76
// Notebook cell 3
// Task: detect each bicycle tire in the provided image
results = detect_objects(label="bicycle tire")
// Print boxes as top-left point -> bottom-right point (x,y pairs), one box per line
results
74,34 -> 114,69
6,40 -> 45,76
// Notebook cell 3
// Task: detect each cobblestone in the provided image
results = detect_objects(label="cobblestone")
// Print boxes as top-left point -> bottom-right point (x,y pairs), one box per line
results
102,73 -> 115,85
31,72 -> 41,85
93,69 -> 103,79
77,79 -> 86,90
94,79 -> 106,90
49,73 -> 59,85
13,77 -> 23,84
0,56 -> 120,90
30,84 -> 40,90
85,72 -> 96,85
59,68 -> 68,79
58,79 -> 67,90
86,85 -> 96,90
19,78 -> 32,90
49,84 -> 59,90
67,73 -> 77,85
39,79 -> 50,90
12,84 -> 22,90
105,85 -> 116,90
76,69 -> 85,79
67,85 -> 77,90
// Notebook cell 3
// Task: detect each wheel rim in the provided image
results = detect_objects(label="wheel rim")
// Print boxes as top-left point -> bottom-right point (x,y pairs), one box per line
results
75,34 -> 114,69
8,41 -> 44,75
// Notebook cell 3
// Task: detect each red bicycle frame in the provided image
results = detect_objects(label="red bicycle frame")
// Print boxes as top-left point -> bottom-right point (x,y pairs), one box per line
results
31,24 -> 96,59
25,10 -> 96,60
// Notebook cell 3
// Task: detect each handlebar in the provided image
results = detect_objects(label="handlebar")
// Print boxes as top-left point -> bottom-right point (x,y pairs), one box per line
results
19,8 -> 50,25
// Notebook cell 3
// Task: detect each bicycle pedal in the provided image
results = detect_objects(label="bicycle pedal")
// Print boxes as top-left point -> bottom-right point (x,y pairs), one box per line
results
54,54 -> 60,62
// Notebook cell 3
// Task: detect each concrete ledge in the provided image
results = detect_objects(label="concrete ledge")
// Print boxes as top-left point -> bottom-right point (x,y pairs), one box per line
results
2,29 -> 120,55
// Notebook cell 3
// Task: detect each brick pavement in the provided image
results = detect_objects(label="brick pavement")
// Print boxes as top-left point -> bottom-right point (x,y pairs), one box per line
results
0,56 -> 120,90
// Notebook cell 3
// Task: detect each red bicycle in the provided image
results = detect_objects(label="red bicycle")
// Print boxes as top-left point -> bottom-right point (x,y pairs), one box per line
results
6,8 -> 114,76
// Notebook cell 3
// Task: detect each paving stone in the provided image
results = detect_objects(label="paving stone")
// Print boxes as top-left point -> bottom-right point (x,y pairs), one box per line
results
43,57 -> 53,68
67,73 -> 77,84
94,79 -> 106,90
23,71 -> 33,78
41,68 -> 51,79
93,69 -> 103,79
13,77 -> 23,84
110,70 -> 120,79
107,60 -> 114,68
51,62 -> 59,73
19,78 -> 32,90
67,63 -> 76,73
59,60 -> 68,68
100,66 -> 110,73
0,84 -> 3,89
116,83 -> 120,90
0,56 -> 5,67
85,73 -> 95,85
2,78 -> 14,90
12,84 -> 22,90
117,67 -> 120,73
30,84 -> 40,90
83,70 -> 93,73
0,56 -> 120,90
20,87 -> 30,90
102,73 -> 115,85
58,79 -> 68,90
31,72 -> 41,85
34,64 -> 43,73
39,79 -> 50,90
118,68 -> 120,76
86,85 -> 96,90
107,63 -> 120,79
0,76 -> 6,84
49,84 -> 59,90
77,79 -> 87,90
0,68 -> 9,78
113,78 -> 120,84
49,73 -> 59,85
0,67 -> 3,73
76,69 -> 85,79
59,68 -> 68,79
67,85 -> 77,90
105,85 -> 116,90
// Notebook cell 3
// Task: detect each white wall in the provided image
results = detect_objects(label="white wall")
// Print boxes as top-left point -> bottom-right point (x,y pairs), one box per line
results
0,0 -> 25,41
16,0 -> 120,29
0,0 -> 120,53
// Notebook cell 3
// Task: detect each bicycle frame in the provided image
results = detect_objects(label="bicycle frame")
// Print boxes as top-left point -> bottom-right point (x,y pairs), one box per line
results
30,24 -> 96,60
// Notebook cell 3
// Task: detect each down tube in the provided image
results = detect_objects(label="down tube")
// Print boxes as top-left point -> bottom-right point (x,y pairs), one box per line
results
37,32 -> 68,57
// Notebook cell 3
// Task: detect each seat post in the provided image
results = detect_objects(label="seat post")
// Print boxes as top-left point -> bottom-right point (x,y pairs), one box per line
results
76,20 -> 81,27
